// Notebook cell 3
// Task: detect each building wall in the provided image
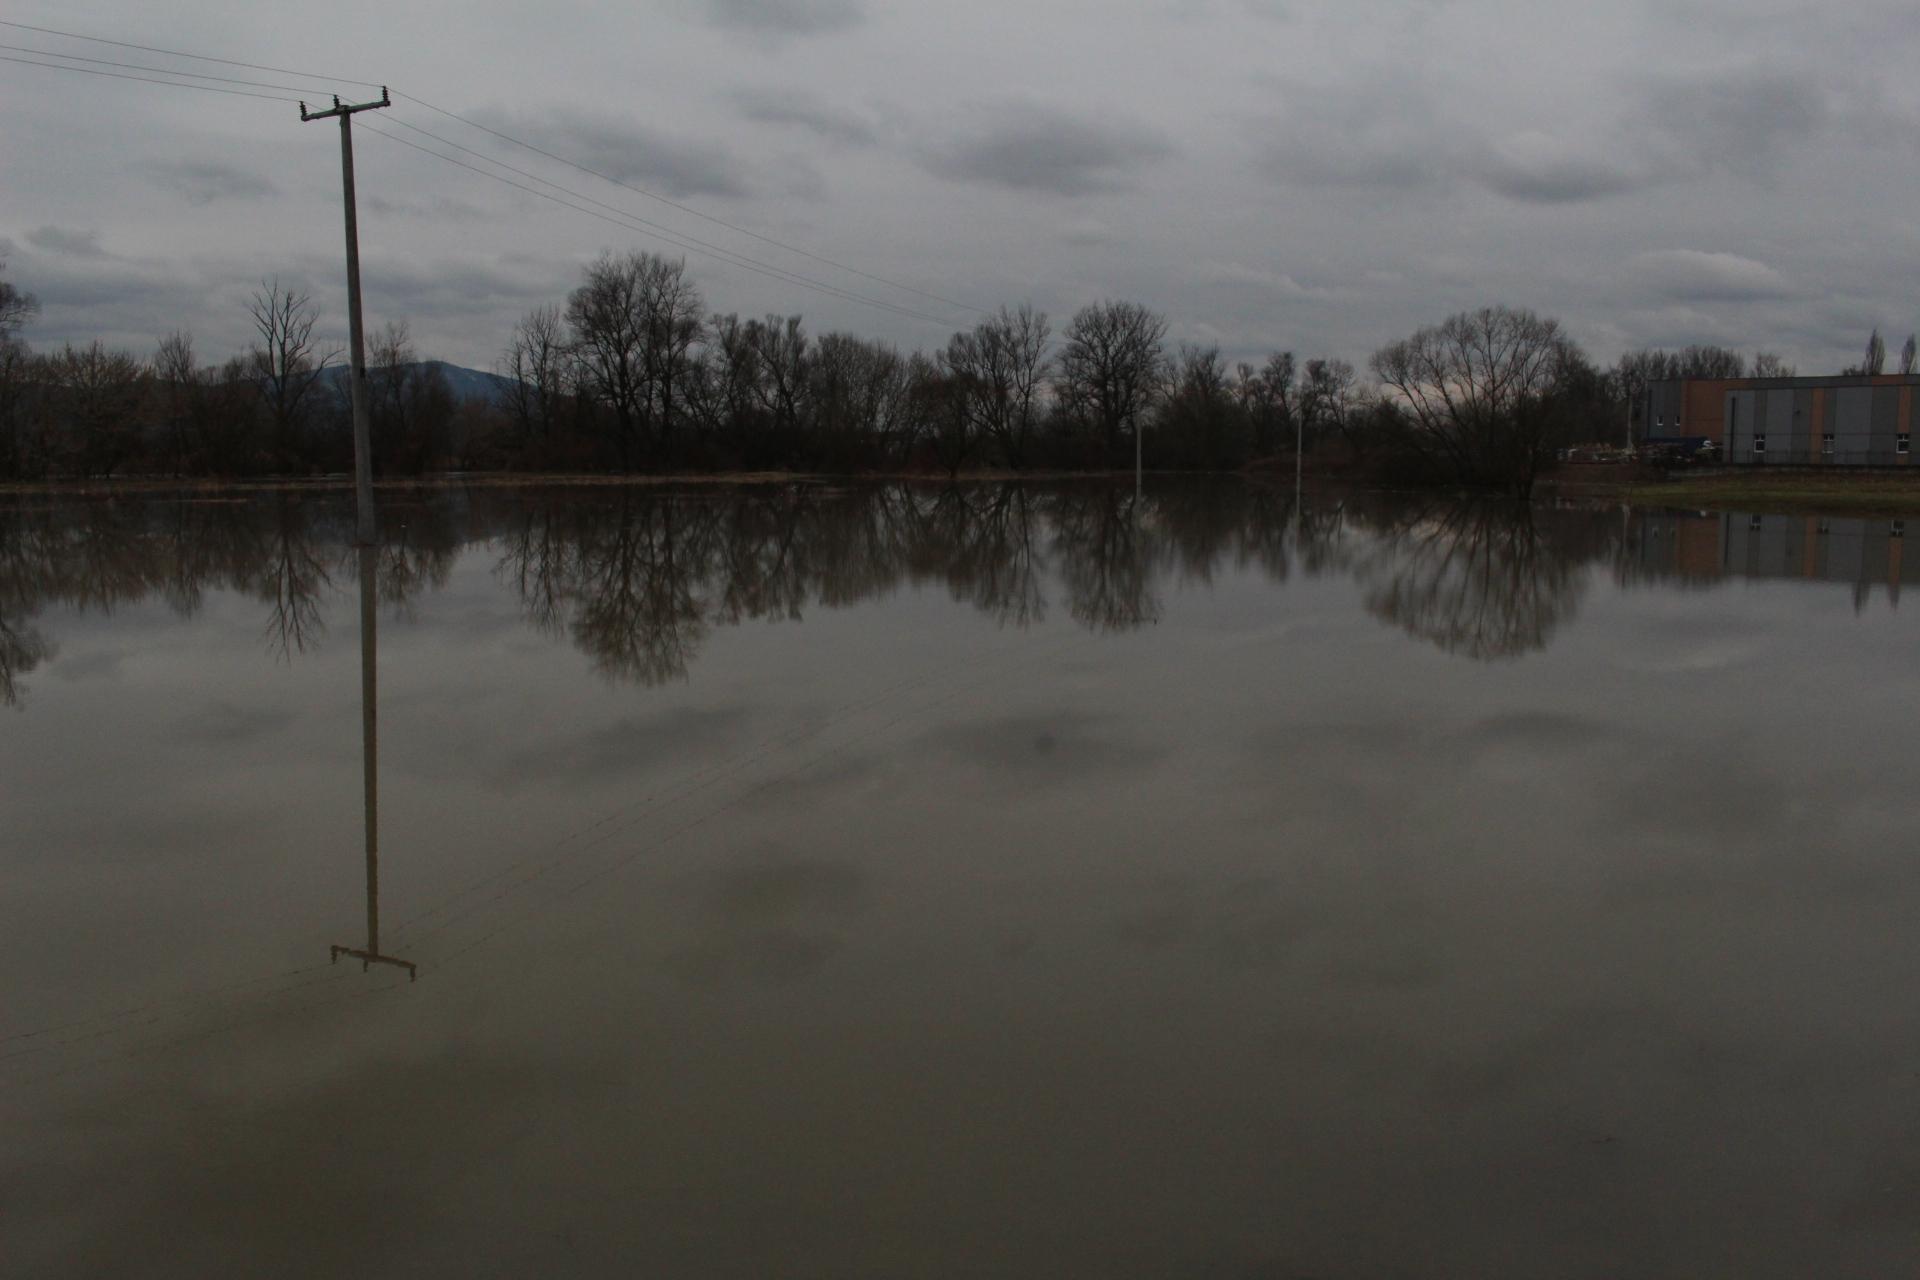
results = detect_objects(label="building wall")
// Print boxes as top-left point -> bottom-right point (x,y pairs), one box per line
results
1646,375 -> 1920,464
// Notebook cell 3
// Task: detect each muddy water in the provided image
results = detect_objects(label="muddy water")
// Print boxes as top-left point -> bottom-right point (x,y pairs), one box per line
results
4,483 -> 1919,1277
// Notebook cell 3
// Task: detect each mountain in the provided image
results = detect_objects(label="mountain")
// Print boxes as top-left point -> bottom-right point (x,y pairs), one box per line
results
319,360 -> 518,408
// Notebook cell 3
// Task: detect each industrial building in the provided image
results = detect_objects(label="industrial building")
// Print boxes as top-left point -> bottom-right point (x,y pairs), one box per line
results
1643,374 -> 1920,465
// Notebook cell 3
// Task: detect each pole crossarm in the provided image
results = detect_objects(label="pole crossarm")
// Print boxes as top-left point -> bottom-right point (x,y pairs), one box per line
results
299,87 -> 389,121
330,944 -> 417,979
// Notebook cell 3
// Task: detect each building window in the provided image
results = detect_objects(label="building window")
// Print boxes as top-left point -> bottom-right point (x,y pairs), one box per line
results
1894,521 -> 1907,538
1753,435 -> 1766,455
1749,515 -> 1763,531
1818,520 -> 1831,536
1822,434 -> 1834,455
1900,434 -> 1912,455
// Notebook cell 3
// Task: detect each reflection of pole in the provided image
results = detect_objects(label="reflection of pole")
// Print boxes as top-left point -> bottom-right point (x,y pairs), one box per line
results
331,542 -> 415,979
1134,418 -> 1143,511
1294,412 -> 1304,523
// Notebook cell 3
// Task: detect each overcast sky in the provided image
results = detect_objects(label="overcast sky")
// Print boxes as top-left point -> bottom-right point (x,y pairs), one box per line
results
4,0 -> 1919,376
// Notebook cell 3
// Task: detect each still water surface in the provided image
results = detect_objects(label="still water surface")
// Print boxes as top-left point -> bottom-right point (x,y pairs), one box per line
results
5,481 -> 1920,1276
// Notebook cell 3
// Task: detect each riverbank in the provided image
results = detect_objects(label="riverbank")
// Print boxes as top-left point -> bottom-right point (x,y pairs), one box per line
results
0,468 -> 1160,498
1573,469 -> 1920,517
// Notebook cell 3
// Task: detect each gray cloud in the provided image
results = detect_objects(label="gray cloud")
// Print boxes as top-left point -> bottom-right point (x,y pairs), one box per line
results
1629,250 -> 1794,303
147,161 -> 278,206
924,104 -> 1173,196
474,108 -> 753,199
1473,133 -> 1650,204
700,0 -> 866,38
24,226 -> 106,258
10,2 -> 1920,378
1255,76 -> 1451,191
732,87 -> 878,147
1638,66 -> 1832,179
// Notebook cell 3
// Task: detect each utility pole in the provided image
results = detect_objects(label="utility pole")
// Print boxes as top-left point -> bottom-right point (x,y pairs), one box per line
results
300,88 -> 389,546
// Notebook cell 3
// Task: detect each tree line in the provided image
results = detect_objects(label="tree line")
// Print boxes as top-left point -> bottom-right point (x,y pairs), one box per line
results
0,253 -> 1801,494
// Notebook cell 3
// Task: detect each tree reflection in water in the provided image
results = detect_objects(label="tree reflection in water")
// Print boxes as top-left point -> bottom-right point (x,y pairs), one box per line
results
1355,500 -> 1592,660
0,481 -> 1651,700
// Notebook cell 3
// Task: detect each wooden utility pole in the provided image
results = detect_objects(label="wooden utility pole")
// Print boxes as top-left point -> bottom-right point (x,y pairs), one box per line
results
300,89 -> 389,546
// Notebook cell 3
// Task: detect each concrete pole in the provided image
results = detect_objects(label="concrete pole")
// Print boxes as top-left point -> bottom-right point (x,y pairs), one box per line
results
339,115 -> 375,546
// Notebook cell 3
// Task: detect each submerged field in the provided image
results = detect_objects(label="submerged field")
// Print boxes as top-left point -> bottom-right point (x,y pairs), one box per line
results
5,480 -> 1920,1277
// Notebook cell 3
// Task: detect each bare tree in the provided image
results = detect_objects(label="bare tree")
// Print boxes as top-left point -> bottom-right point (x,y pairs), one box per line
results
564,252 -> 704,469
1371,306 -> 1580,495
0,261 -> 37,340
497,304 -> 569,446
1234,352 -> 1296,456
942,305 -> 1052,468
366,320 -> 454,472
1902,335 -> 1918,377
746,314 -> 811,456
152,330 -> 201,475
1160,344 -> 1242,467
639,257 -> 704,459
1056,300 -> 1168,461
916,357 -> 977,479
1300,358 -> 1360,450
0,261 -> 39,479
1865,328 -> 1887,376
247,279 -> 333,466
1750,351 -> 1796,379
566,253 -> 651,470
40,341 -> 146,477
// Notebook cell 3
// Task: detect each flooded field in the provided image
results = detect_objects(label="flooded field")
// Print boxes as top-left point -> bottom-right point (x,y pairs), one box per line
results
6,480 -> 1920,1277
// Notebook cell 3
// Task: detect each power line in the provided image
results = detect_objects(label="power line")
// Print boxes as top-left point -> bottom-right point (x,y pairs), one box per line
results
395,92 -> 986,317
0,17 -> 380,89
377,114 -> 960,327
360,123 -> 960,328
0,41 -> 339,97
4,18 -> 987,325
0,52 -> 299,102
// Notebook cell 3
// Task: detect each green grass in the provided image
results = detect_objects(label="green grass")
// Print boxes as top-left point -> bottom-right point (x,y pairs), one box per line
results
1625,472 -> 1920,516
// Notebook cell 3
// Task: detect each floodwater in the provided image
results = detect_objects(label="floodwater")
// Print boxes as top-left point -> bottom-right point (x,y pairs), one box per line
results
5,481 -> 1920,1277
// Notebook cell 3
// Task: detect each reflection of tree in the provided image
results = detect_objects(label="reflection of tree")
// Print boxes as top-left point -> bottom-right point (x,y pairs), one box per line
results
496,497 -> 573,637
571,494 -> 708,686
1050,485 -> 1161,632
0,611 -> 52,708
3,482 -> 1634,695
254,497 -> 333,661
1357,501 -> 1587,660
930,486 -> 1047,627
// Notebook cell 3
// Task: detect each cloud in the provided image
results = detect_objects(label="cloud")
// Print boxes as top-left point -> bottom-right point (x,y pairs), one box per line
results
732,87 -> 878,147
147,161 -> 278,206
923,104 -> 1173,196
473,108 -> 753,199
1059,218 -> 1114,246
24,226 -> 106,259
1474,132 -> 1649,204
699,0 -> 866,39
1198,261 -> 1347,301
1254,75 -> 1451,191
1637,66 -> 1833,180
1629,250 -> 1794,302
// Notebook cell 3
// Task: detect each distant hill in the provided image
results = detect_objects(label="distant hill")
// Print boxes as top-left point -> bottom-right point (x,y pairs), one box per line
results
319,360 -> 518,407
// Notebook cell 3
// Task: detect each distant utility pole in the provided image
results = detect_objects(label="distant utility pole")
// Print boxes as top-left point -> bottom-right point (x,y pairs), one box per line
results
300,88 -> 389,546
